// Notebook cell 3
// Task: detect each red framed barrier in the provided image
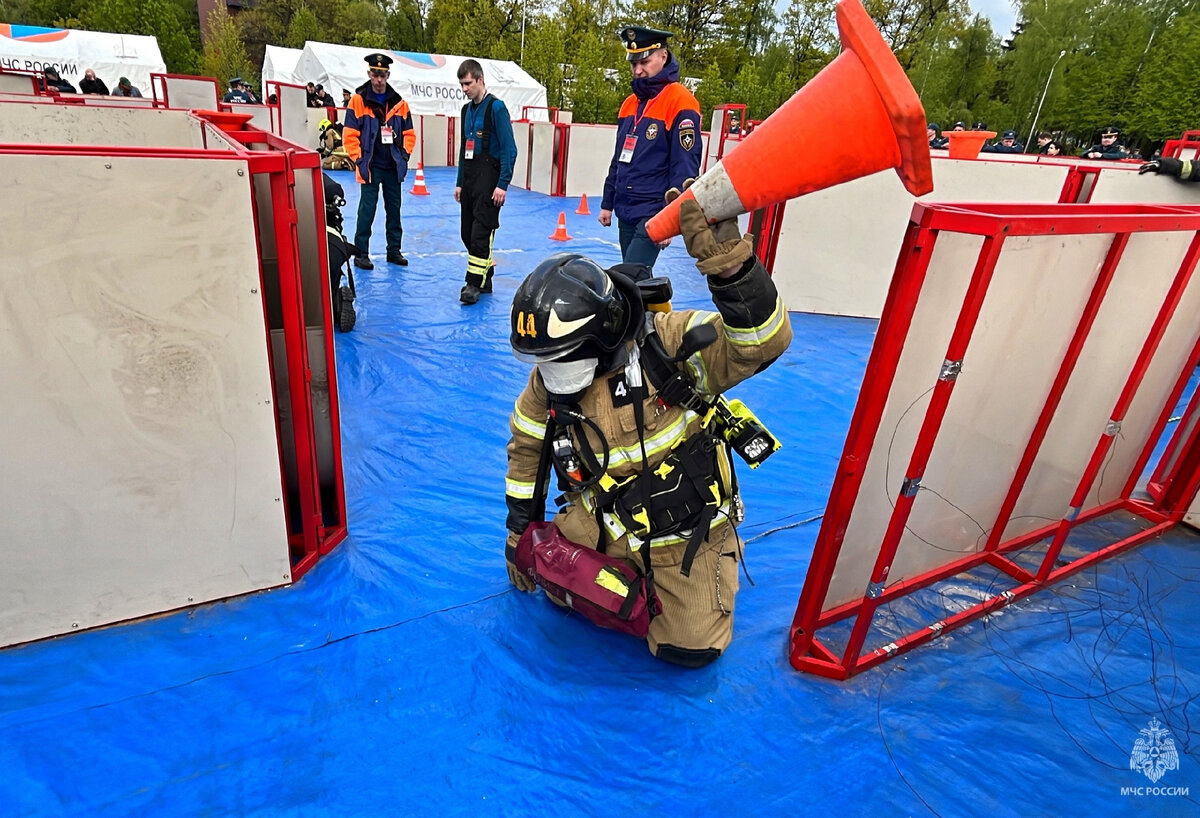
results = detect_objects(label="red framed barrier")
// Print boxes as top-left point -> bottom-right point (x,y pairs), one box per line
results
788,201 -> 1200,679
0,113 -> 347,580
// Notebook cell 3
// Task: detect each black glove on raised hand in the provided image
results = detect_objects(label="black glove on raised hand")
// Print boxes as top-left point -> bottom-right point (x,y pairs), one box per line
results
1139,157 -> 1184,177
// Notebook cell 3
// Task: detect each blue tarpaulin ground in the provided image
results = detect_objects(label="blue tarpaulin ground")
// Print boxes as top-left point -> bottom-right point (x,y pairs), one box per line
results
2,167 -> 1198,816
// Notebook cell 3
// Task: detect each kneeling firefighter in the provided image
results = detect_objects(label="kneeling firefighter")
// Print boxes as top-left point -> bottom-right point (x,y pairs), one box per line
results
504,193 -> 792,667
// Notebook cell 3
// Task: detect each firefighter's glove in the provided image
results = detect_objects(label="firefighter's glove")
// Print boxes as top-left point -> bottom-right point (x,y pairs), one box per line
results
673,196 -> 754,277
506,532 -> 536,593
1139,157 -> 1183,177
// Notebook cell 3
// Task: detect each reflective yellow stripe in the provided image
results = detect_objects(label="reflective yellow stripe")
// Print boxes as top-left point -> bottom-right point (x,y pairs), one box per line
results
683,312 -> 717,396
601,411 -> 697,470
511,406 -> 546,439
594,568 -> 628,597
725,298 -> 787,346
505,479 -> 535,499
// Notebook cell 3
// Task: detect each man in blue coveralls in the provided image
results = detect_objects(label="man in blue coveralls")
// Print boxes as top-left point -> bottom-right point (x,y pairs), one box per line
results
599,26 -> 703,277
454,59 -> 518,305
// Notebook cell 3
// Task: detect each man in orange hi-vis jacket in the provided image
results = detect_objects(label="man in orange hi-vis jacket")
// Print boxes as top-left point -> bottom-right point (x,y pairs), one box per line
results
599,26 -> 703,277
344,53 -> 417,269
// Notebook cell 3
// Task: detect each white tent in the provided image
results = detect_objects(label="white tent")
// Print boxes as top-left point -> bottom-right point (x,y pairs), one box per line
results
0,23 -> 165,93
261,45 -> 303,89
292,41 -> 548,118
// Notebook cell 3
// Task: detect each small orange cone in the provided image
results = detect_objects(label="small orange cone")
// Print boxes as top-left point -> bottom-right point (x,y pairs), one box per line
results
645,0 -> 933,243
410,164 -> 430,196
575,193 -> 591,215
549,211 -> 572,241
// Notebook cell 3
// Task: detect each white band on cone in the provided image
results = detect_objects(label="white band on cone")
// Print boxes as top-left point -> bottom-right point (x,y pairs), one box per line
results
688,162 -> 744,222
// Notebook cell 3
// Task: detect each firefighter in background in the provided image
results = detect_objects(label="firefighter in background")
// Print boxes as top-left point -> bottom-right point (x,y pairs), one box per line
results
344,53 -> 417,270
504,190 -> 792,668
599,26 -> 703,276
318,119 -> 354,171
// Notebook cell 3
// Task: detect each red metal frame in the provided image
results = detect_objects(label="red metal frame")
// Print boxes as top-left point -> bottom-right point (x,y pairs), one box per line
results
1162,131 -> 1200,159
521,105 -> 560,123
788,201 -> 1200,679
709,103 -> 747,172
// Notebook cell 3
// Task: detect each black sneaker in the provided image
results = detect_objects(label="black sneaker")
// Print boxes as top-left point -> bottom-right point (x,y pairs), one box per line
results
460,284 -> 480,305
387,252 -> 409,266
480,266 -> 494,294
353,256 -> 374,270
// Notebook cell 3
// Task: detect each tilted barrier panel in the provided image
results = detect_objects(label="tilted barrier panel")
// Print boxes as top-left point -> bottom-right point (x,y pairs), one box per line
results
0,101 -> 204,148
773,158 -> 1073,317
819,212 -> 1200,612
563,124 -> 615,199
0,153 -> 291,648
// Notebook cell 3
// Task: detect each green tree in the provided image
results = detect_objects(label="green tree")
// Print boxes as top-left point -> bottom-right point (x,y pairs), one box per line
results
201,8 -> 252,85
285,6 -> 323,48
387,0 -> 431,52
1130,8 -> 1200,139
83,0 -> 199,73
521,15 -> 569,109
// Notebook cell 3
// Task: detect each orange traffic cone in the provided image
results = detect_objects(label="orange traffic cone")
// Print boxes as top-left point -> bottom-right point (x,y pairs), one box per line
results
549,212 -> 572,241
645,0 -> 933,243
410,164 -> 430,196
575,193 -> 591,215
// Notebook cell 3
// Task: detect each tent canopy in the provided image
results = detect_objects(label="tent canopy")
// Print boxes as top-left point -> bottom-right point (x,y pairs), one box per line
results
291,41 -> 549,118
0,23 -> 165,93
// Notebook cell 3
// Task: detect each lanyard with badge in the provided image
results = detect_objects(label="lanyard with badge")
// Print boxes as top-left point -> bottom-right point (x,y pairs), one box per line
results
381,125 -> 394,144
619,102 -> 650,164
464,101 -> 486,159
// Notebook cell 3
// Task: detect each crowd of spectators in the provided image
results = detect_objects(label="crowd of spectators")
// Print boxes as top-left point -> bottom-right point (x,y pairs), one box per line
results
38,66 -> 143,97
925,120 -> 1138,160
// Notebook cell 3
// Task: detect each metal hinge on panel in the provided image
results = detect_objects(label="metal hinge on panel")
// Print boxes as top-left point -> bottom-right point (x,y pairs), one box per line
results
866,580 -> 885,599
1064,505 -> 1081,522
928,621 -> 945,637
939,359 -> 963,381
1104,419 -> 1122,436
881,642 -> 899,656
901,477 -> 921,497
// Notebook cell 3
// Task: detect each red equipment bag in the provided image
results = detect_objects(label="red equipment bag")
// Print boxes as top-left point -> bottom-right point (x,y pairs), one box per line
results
508,521 -> 661,638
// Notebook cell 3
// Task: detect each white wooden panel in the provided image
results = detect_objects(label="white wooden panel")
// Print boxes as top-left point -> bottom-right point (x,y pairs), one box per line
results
564,124 -> 615,198
0,72 -> 38,94
277,83 -> 309,147
1089,164 -> 1200,205
0,101 -> 201,148
511,122 -> 530,189
0,153 -> 291,648
80,95 -> 156,108
163,75 -> 217,110
229,102 -> 271,132
421,115 -> 451,167
528,121 -> 555,195
774,157 -> 1073,318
